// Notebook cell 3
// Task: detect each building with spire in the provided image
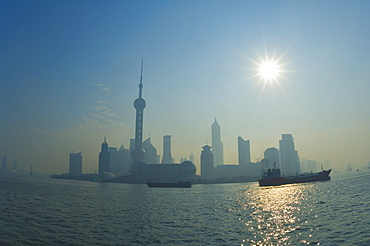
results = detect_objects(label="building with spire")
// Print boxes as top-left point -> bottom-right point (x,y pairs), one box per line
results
238,136 -> 251,165
212,119 -> 224,166
161,135 -> 173,164
130,59 -> 146,172
98,137 -> 110,176
105,61 -> 196,183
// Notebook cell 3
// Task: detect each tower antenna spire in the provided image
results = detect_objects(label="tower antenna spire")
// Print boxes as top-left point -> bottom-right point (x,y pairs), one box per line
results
130,58 -> 147,173
139,58 -> 143,98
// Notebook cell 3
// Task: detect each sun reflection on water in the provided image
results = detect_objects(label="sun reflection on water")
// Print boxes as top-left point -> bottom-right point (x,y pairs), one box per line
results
241,185 -> 307,245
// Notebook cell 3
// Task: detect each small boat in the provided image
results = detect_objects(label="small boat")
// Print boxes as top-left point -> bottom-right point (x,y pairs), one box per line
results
147,181 -> 192,188
259,164 -> 331,186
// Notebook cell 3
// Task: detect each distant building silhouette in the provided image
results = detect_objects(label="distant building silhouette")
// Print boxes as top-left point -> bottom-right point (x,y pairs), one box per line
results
161,135 -> 173,164
212,119 -> 224,166
128,138 -> 135,166
201,145 -> 214,178
109,62 -> 197,183
108,145 -> 129,175
301,159 -> 318,173
238,136 -> 251,165
264,147 -> 280,169
12,161 -> 18,171
143,137 -> 159,164
189,151 -> 195,163
279,134 -> 300,176
69,152 -> 82,175
2,156 -> 7,171
294,150 -> 300,173
180,151 -> 195,165
130,59 -> 146,172
98,137 -> 110,176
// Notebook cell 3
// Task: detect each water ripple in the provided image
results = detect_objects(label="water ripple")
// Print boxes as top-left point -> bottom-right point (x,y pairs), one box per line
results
1,171 -> 370,245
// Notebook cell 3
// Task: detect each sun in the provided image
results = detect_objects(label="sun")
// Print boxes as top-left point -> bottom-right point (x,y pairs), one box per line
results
245,48 -> 289,90
258,60 -> 280,81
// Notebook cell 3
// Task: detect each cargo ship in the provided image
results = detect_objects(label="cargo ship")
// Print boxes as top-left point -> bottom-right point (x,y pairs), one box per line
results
147,181 -> 192,188
258,167 -> 331,186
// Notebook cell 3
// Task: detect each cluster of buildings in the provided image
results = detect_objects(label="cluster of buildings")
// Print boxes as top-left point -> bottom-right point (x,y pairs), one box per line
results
1,156 -> 19,173
66,62 -> 313,183
200,126 -> 303,180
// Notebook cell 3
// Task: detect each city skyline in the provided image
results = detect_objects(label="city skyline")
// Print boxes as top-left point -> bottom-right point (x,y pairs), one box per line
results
1,1 -> 370,174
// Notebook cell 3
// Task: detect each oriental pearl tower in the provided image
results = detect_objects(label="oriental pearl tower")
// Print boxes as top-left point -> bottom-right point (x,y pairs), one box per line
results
130,59 -> 146,172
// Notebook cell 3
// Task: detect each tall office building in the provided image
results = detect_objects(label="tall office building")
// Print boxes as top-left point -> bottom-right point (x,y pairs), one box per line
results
279,134 -> 300,176
143,137 -> 159,164
108,145 -> 129,175
189,151 -> 195,163
201,145 -> 214,178
211,119 -> 224,166
161,135 -> 173,164
131,59 -> 146,171
98,137 -> 110,176
238,136 -> 251,165
264,147 -> 280,169
128,138 -> 135,166
294,150 -> 300,173
119,145 -> 130,174
69,152 -> 82,175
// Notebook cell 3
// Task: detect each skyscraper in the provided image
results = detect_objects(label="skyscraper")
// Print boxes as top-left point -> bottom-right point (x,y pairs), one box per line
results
69,152 -> 82,175
108,145 -> 129,175
189,151 -> 195,163
279,134 -> 300,176
201,145 -> 214,178
211,118 -> 224,166
143,137 -> 159,164
131,59 -> 146,171
98,137 -> 110,176
161,135 -> 173,164
264,147 -> 280,169
238,136 -> 251,165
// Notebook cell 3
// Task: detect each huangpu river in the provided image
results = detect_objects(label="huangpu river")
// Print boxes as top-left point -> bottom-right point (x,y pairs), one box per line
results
1,170 -> 370,245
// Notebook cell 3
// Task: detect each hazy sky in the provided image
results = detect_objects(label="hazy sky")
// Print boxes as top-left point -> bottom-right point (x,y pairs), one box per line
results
1,0 -> 370,174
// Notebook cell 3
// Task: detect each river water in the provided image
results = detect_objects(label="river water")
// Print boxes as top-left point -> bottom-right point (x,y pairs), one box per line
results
1,170 -> 370,245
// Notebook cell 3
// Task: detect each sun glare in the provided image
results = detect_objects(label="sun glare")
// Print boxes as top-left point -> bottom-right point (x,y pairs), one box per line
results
259,60 -> 280,81
245,48 -> 288,90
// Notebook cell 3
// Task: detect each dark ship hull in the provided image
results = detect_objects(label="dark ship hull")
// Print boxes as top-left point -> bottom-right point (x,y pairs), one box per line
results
259,169 -> 331,186
147,181 -> 192,188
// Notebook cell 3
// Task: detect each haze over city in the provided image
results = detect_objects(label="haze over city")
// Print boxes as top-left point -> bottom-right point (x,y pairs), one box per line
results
1,0 -> 370,174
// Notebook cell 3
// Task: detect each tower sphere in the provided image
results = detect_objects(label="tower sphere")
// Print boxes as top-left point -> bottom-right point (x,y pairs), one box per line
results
134,98 -> 146,110
131,147 -> 145,162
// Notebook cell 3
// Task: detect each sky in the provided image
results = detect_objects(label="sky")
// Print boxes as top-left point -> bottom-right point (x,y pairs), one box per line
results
1,0 -> 370,174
